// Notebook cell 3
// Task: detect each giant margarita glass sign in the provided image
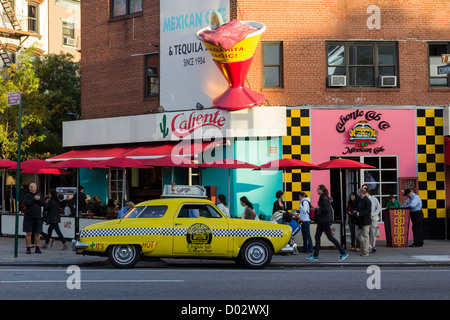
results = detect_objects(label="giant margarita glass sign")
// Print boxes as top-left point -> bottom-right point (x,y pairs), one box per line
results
160,0 -> 230,111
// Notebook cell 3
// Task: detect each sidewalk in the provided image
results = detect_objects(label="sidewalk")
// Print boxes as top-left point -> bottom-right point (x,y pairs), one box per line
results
0,235 -> 449,267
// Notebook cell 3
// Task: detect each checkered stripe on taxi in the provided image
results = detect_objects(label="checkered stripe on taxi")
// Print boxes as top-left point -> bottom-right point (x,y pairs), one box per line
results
80,228 -> 283,238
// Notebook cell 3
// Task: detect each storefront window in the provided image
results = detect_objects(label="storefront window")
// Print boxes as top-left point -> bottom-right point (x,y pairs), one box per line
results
109,168 -> 123,204
361,156 -> 398,209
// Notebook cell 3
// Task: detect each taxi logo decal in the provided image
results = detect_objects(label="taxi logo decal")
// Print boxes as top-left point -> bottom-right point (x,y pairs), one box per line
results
186,223 -> 213,253
81,227 -> 283,238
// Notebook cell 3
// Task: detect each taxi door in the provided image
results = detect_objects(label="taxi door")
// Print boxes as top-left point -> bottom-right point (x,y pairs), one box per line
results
172,203 -> 230,256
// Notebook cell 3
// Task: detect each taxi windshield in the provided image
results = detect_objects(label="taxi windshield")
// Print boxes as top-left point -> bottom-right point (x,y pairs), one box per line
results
123,205 -> 168,218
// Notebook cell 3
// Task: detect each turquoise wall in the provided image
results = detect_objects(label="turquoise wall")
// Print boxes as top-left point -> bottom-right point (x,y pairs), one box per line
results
201,137 -> 282,219
79,168 -> 108,204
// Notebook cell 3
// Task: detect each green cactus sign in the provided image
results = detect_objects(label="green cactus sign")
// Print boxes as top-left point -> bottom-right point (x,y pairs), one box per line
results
159,114 -> 170,138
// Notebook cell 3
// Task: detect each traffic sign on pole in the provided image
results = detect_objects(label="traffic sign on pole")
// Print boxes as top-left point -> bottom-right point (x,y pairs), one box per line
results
7,91 -> 21,106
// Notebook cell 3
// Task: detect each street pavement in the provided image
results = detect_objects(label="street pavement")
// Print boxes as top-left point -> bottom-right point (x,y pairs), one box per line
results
1,235 -> 449,268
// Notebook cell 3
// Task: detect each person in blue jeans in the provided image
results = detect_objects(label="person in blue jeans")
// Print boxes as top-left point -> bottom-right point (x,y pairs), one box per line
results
298,192 -> 313,253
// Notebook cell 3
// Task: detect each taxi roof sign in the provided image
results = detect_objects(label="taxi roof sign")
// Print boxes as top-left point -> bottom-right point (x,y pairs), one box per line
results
162,184 -> 207,198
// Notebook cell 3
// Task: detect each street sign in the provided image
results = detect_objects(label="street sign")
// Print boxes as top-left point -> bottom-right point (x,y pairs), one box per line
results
7,91 -> 21,105
437,65 -> 450,75
442,54 -> 450,64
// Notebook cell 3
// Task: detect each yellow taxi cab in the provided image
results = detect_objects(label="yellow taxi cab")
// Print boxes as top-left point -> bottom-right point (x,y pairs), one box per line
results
72,197 -> 291,269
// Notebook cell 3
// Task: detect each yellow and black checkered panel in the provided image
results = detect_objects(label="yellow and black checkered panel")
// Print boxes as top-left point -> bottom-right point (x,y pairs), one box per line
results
282,108 -> 311,211
416,108 -> 445,224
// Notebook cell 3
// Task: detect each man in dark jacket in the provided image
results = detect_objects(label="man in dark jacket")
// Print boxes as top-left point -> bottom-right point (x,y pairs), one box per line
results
356,188 -> 372,256
23,183 -> 46,254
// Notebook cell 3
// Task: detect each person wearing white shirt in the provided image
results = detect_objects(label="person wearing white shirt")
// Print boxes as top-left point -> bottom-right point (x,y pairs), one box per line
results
401,189 -> 423,247
365,189 -> 381,253
298,192 -> 313,253
217,194 -> 231,218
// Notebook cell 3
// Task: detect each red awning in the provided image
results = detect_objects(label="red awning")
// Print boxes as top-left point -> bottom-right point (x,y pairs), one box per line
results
47,141 -> 224,162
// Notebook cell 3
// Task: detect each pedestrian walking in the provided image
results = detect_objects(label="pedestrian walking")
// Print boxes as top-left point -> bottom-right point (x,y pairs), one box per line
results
298,192 -> 313,253
22,183 -> 46,254
306,185 -> 348,262
401,189 -> 424,247
346,192 -> 360,252
42,189 -> 68,250
355,188 -> 372,256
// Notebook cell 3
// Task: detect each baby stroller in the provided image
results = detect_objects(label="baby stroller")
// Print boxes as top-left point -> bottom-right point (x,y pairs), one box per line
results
271,211 -> 302,255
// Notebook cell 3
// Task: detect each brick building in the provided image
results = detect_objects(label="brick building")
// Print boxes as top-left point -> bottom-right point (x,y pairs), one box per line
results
71,0 -> 450,239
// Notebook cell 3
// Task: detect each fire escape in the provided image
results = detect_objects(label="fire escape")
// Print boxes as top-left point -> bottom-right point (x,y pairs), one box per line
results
0,0 -> 41,67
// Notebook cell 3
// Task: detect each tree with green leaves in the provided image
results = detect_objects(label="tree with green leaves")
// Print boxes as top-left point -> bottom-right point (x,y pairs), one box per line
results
0,47 -> 47,161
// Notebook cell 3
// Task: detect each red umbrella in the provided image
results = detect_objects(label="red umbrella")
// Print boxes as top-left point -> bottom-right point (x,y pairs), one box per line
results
21,168 -> 71,175
11,158 -> 52,170
259,158 -> 318,207
315,158 -> 375,247
49,159 -> 109,169
98,156 -> 150,169
199,158 -> 259,204
0,159 -> 17,168
316,158 -> 375,170
140,156 -> 198,168
97,157 -> 152,207
50,159 -> 108,219
199,158 -> 258,169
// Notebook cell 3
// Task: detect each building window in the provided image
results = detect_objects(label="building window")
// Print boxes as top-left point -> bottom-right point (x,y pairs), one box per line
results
326,42 -> 398,88
28,3 -> 39,33
109,168 -> 124,206
145,53 -> 159,98
62,22 -> 75,47
110,0 -> 142,18
262,42 -> 283,88
428,43 -> 449,87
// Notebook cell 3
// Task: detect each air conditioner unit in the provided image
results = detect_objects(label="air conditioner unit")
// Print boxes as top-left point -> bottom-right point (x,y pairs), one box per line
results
379,76 -> 397,87
63,37 -> 75,46
329,75 -> 346,87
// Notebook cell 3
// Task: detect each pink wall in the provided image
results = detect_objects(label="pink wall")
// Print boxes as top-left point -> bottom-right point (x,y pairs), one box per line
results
310,108 -> 417,204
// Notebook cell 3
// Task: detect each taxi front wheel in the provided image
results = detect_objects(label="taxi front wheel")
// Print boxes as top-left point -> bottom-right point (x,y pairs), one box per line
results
108,244 -> 140,268
238,239 -> 272,269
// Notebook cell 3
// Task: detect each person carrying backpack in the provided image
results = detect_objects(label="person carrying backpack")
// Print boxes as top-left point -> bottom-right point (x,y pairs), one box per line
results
306,185 -> 348,262
298,192 -> 313,253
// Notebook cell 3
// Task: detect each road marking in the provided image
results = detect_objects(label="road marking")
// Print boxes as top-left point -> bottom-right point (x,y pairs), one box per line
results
1,279 -> 184,284
411,255 -> 450,262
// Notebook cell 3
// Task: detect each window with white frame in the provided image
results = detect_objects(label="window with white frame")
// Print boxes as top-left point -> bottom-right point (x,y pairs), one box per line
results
62,21 -> 75,47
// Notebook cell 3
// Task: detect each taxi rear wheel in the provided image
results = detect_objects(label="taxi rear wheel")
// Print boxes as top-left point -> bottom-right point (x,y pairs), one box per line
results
108,244 -> 140,268
238,239 -> 272,269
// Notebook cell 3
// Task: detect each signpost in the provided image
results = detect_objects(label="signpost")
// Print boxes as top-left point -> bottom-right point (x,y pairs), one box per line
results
7,91 -> 22,258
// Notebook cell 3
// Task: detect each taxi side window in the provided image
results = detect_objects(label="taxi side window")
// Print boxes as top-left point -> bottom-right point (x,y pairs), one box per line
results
126,206 -> 167,218
178,204 -> 222,218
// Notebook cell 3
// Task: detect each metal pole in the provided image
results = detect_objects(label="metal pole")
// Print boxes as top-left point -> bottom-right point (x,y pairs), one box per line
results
14,94 -> 22,258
